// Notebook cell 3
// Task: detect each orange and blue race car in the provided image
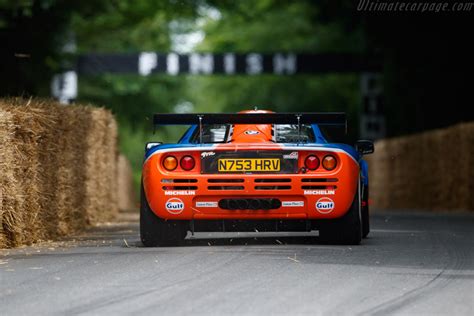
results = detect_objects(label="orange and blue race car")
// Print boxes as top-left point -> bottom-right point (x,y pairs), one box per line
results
141,110 -> 374,246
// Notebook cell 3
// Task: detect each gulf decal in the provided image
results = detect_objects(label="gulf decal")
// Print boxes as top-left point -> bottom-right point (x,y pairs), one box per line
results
165,198 -> 185,214
315,197 -> 335,214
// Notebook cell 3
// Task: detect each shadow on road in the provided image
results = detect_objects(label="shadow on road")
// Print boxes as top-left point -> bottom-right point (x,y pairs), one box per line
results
183,235 -> 321,247
2,213 -> 473,275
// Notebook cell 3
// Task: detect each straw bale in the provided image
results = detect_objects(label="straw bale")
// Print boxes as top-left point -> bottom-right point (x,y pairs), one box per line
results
0,98 -> 120,248
55,106 -> 91,234
367,122 -> 474,212
117,154 -> 137,212
104,112 -> 119,215
75,106 -> 120,224
0,108 -> 16,248
83,108 -> 111,223
1,100 -> 61,245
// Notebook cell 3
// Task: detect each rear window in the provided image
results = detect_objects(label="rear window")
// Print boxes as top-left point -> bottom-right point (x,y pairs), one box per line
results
191,124 -> 230,143
274,124 -> 315,143
191,124 -> 314,143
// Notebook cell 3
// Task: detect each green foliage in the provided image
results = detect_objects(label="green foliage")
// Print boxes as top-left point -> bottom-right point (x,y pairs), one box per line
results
73,0 -> 364,189
187,0 -> 361,140
117,122 -> 153,188
185,74 -> 359,140
117,119 -> 190,189
78,74 -> 186,127
200,1 -> 362,53
0,0 -> 375,192
70,1 -> 199,52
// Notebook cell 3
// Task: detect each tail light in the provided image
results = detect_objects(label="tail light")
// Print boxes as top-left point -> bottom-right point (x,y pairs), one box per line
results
322,155 -> 337,171
305,155 -> 320,170
180,155 -> 195,171
163,156 -> 178,171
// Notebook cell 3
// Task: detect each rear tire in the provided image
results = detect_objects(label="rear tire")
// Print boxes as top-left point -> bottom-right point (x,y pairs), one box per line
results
140,184 -> 187,247
319,184 -> 362,245
362,185 -> 370,238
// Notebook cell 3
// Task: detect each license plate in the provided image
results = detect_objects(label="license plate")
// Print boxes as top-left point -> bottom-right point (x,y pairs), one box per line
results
218,158 -> 280,172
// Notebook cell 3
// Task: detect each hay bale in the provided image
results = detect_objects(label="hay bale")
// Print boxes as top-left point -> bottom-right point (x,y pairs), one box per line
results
104,112 -> 119,216
2,103 -> 38,245
1,100 -> 62,245
82,108 -> 116,223
117,154 -> 137,212
0,98 -> 119,248
367,122 -> 474,212
55,106 -> 91,234
466,123 -> 474,210
0,108 -> 17,248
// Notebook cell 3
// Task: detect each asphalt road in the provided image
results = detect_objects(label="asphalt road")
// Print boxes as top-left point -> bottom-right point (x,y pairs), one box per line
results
1,212 -> 473,315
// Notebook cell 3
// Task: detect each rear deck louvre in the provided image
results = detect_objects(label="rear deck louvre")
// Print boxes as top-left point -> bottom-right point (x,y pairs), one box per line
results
208,186 -> 244,190
162,186 -> 198,190
301,178 -> 338,183
161,179 -> 198,183
301,185 -> 337,190
207,179 -> 244,183
255,185 -> 292,190
254,178 -> 291,183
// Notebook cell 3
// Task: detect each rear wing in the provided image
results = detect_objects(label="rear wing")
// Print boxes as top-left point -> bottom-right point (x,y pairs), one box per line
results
153,112 -> 347,143
153,112 -> 346,126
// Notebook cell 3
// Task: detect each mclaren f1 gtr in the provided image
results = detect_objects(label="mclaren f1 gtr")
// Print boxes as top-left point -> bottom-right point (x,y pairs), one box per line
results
141,110 -> 374,246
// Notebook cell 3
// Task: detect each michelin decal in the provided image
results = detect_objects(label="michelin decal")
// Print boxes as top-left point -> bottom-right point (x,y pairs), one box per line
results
304,189 -> 335,195
164,190 -> 196,196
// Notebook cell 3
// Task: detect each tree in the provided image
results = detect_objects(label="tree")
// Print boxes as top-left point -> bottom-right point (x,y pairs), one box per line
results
185,0 -> 361,140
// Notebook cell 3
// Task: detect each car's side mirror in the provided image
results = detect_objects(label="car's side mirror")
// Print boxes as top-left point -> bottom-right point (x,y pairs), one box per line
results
145,142 -> 162,151
355,140 -> 374,155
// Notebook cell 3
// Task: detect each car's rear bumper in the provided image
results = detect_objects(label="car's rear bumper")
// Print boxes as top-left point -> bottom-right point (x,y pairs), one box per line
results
143,150 -> 359,220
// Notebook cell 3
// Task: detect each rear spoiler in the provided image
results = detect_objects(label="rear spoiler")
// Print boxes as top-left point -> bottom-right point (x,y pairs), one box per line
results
154,112 -> 345,126
153,112 -> 347,142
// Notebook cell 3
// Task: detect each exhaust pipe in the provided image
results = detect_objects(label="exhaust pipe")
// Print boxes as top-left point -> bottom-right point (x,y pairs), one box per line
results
248,199 -> 261,210
218,198 -> 281,210
218,199 -> 229,209
237,199 -> 249,210
260,199 -> 271,210
228,199 -> 238,210
270,199 -> 282,209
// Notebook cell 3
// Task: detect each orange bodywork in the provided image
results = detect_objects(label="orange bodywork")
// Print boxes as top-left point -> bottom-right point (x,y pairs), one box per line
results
143,109 -> 359,220
143,144 -> 359,222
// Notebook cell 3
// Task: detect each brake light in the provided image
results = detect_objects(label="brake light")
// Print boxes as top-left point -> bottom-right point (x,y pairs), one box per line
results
322,155 -> 337,170
305,155 -> 320,170
163,156 -> 178,171
180,155 -> 195,171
